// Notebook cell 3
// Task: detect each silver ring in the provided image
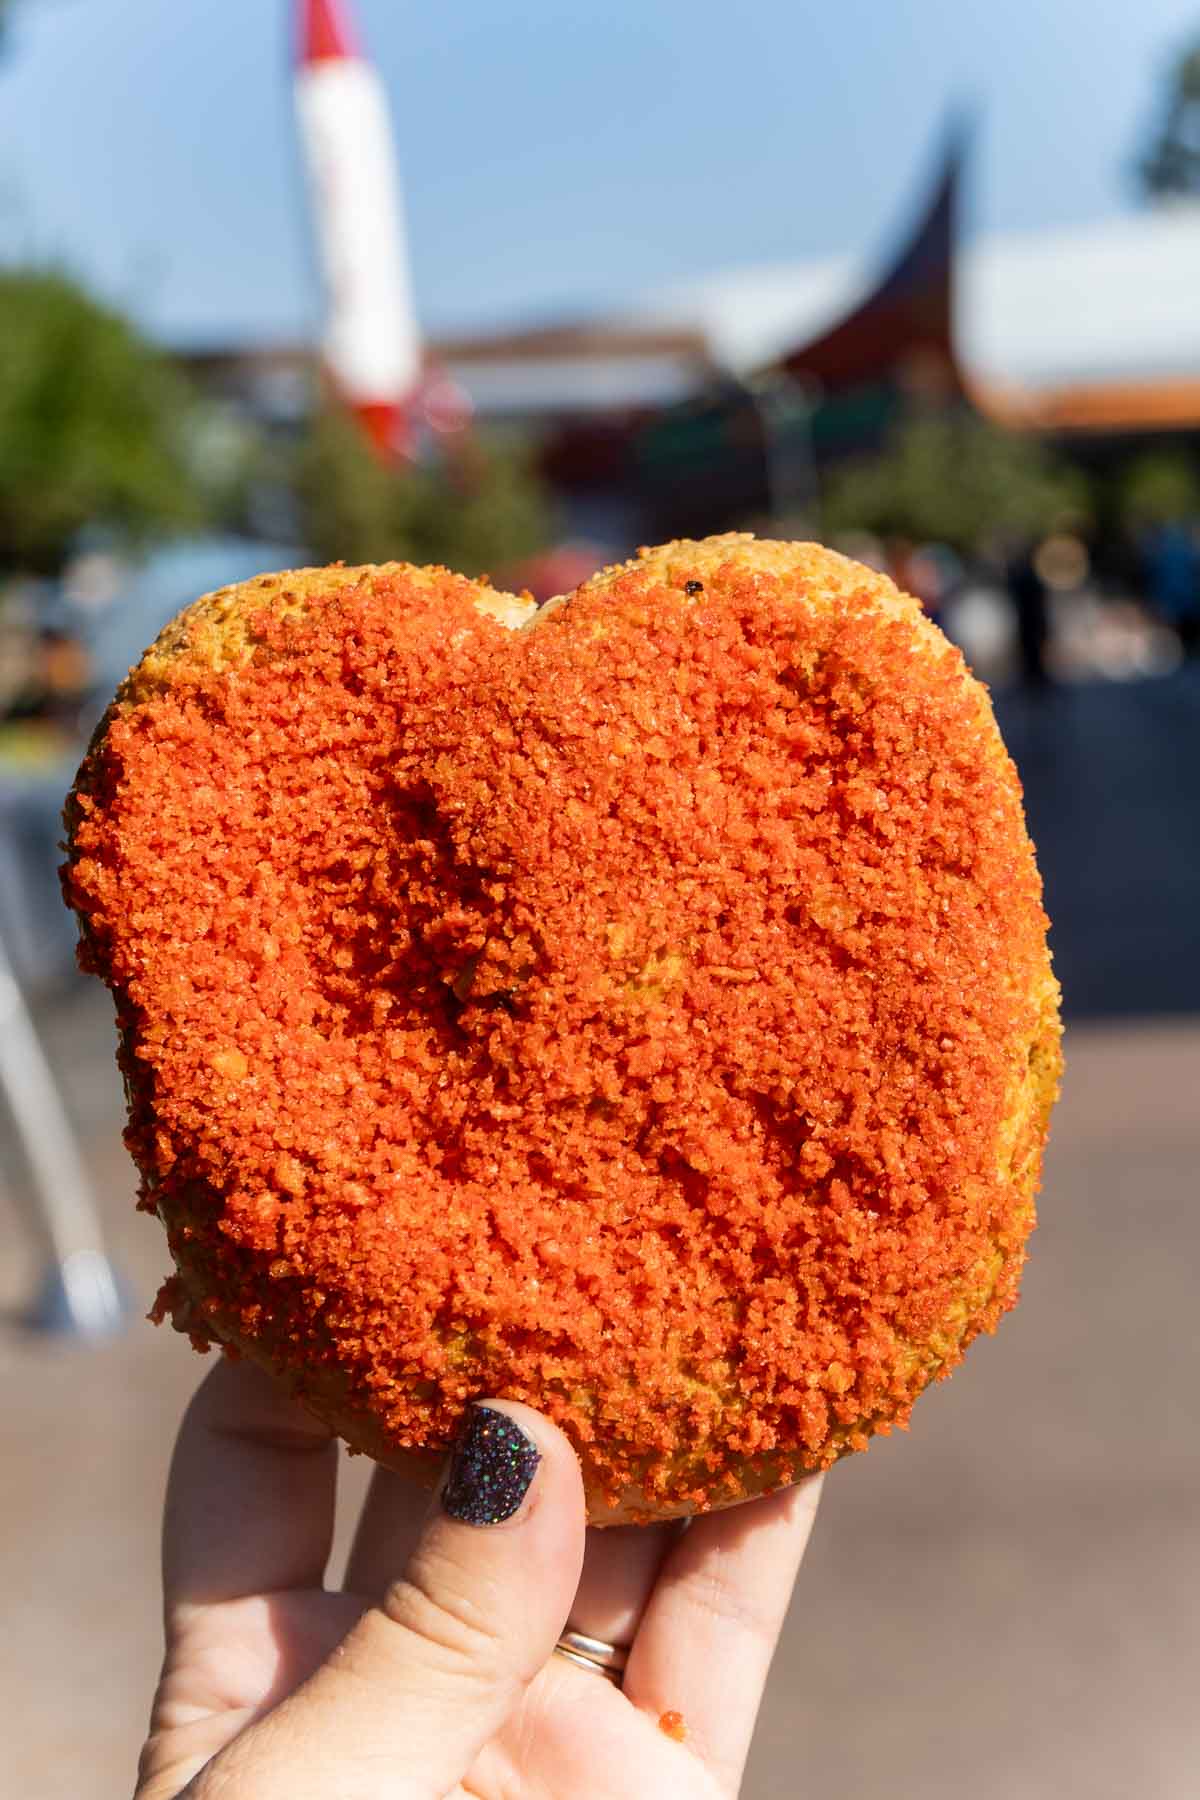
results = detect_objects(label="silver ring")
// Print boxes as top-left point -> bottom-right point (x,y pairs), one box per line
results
553,1628 -> 629,1685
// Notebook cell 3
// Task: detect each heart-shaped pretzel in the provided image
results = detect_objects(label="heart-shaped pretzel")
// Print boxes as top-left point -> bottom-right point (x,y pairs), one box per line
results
63,535 -> 1060,1523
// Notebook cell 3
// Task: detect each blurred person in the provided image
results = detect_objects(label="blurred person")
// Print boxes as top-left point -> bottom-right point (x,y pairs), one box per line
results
34,626 -> 92,723
1006,542 -> 1052,690
884,535 -> 917,602
909,541 -> 964,632
882,537 -> 962,633
1142,518 -> 1200,657
133,1364 -> 821,1800
0,623 -> 92,731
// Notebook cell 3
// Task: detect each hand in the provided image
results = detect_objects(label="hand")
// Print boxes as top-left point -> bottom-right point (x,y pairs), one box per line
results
136,1359 -> 822,1799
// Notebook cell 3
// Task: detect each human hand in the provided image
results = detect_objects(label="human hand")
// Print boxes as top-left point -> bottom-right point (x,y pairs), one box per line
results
136,1359 -> 822,1799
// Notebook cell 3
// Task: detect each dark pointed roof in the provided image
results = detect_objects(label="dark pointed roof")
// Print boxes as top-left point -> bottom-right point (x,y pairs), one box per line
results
773,115 -> 970,395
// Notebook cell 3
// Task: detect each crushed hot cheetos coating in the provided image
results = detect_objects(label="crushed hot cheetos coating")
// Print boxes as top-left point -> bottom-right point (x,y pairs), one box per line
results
63,537 -> 1061,1522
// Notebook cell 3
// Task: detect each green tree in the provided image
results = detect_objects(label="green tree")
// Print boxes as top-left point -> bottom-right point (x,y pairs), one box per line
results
1138,36 -> 1200,200
293,402 -> 555,578
1116,449 -> 1200,528
821,410 -> 1089,551
0,268 -> 203,573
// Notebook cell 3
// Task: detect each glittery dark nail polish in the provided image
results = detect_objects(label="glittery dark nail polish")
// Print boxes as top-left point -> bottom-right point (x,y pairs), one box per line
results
441,1407 -> 540,1526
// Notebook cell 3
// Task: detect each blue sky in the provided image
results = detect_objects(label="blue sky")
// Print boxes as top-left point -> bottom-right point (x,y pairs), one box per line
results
0,0 -> 1195,345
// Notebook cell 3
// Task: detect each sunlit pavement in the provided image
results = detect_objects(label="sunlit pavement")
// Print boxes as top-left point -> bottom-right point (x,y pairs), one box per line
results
994,664 -> 1200,1019
2,981 -> 1198,1800
4,661 -> 1199,1798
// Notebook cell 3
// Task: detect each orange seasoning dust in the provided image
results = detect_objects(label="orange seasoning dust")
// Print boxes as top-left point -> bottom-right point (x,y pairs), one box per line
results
65,557 -> 1050,1510
658,1711 -> 688,1743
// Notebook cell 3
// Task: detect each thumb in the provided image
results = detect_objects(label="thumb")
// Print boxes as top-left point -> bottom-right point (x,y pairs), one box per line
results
201,1401 -> 587,1800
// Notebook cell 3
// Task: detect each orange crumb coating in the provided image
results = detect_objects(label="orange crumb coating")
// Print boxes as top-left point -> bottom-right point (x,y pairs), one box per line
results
63,536 -> 1060,1523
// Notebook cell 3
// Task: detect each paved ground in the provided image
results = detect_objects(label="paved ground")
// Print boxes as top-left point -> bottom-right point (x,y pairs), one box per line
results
994,665 -> 1200,1019
3,985 -> 1198,1800
3,663 -> 1199,1797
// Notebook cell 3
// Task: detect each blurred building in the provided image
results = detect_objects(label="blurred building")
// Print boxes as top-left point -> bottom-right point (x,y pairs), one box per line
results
631,211 -> 1200,436
174,132 -> 1200,539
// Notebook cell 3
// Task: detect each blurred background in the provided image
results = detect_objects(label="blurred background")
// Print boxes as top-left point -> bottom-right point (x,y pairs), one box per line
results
1,1 -> 1198,1795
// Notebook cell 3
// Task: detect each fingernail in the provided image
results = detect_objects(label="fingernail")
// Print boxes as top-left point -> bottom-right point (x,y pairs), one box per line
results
441,1405 -> 540,1526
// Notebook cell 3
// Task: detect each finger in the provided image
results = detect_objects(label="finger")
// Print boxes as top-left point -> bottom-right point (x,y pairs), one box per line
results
347,1475 -> 678,1647
189,1400 -> 586,1800
342,1464 -> 429,1598
163,1356 -> 337,1616
624,1475 -> 823,1794
346,1475 -> 674,1660
567,1521 -> 680,1647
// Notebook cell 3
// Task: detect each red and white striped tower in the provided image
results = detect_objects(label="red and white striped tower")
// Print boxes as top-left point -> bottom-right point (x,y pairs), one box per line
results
295,0 -> 421,456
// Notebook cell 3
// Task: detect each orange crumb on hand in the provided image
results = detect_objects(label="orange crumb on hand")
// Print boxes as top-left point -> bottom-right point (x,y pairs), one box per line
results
658,1710 -> 688,1742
